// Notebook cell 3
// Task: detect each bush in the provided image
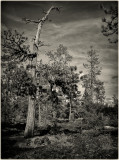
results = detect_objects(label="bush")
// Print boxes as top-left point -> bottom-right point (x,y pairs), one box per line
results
73,132 -> 115,158
81,102 -> 116,130
82,111 -> 104,130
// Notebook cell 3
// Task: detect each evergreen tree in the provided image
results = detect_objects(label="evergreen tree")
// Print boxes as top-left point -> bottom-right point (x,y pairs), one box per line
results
2,6 -> 62,138
100,2 -> 118,43
46,45 -> 80,121
82,46 -> 105,103
94,80 -> 105,104
1,30 -> 37,138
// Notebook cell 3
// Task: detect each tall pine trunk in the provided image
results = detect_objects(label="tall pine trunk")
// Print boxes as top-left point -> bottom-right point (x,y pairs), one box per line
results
38,104 -> 41,127
69,96 -> 72,121
44,103 -> 47,126
24,63 -> 36,138
24,96 -> 35,138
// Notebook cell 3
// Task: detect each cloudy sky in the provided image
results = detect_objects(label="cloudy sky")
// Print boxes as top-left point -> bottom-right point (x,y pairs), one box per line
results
1,1 -> 118,101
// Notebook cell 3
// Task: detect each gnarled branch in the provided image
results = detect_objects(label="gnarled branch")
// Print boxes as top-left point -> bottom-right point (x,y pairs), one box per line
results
23,6 -> 62,52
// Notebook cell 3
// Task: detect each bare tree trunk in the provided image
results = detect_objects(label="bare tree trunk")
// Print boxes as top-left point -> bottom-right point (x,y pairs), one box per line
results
45,103 -> 47,126
24,96 -> 35,138
34,6 -> 57,129
53,110 -> 56,119
34,6 -> 55,46
4,89 -> 7,123
24,66 -> 36,138
69,105 -> 72,121
69,96 -> 72,121
23,5 -> 60,138
38,103 -> 42,127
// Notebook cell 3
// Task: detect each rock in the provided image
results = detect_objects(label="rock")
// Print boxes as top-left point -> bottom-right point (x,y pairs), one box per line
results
104,126 -> 118,130
14,136 -> 51,148
26,136 -> 51,148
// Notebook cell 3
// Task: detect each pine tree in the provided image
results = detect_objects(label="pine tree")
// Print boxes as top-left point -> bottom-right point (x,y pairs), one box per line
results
94,80 -> 105,104
100,2 -> 118,43
82,46 -> 105,103
2,6 -> 62,138
46,45 -> 80,121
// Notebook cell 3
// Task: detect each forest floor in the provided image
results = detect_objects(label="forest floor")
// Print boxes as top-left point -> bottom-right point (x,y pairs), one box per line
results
1,121 -> 118,159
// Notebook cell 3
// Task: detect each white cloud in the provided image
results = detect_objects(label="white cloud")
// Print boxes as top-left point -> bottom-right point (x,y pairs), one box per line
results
51,23 -> 61,29
4,13 -> 23,23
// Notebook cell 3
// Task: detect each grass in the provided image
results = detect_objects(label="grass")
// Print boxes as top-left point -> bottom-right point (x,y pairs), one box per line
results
1,122 -> 118,159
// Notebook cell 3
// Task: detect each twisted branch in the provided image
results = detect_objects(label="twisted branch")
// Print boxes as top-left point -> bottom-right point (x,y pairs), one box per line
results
23,6 -> 62,51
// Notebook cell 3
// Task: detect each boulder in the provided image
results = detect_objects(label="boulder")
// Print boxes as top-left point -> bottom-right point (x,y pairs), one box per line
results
26,136 -> 51,148
15,136 -> 51,148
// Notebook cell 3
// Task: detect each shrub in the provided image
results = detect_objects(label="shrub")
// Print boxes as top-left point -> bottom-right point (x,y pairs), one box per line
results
73,131 -> 114,158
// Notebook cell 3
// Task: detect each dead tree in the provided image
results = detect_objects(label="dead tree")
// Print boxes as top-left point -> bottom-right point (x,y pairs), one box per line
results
23,6 -> 62,138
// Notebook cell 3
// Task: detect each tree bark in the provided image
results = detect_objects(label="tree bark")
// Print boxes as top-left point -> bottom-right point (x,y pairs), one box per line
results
45,103 -> 47,126
69,105 -> 72,121
24,96 -> 35,138
24,6 -> 59,138
34,6 -> 55,46
38,103 -> 42,127
53,110 -> 56,119
34,6 -> 56,129
69,96 -> 72,121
